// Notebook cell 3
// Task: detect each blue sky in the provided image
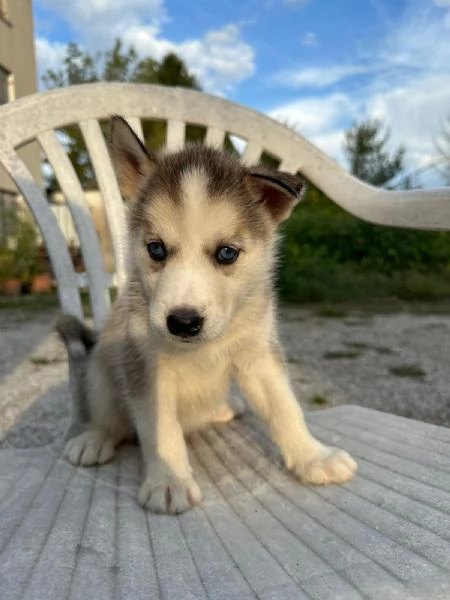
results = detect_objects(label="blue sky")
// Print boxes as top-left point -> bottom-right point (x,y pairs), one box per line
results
33,0 -> 450,186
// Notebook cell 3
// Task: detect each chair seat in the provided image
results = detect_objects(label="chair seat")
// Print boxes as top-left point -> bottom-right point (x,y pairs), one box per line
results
1,405 -> 450,600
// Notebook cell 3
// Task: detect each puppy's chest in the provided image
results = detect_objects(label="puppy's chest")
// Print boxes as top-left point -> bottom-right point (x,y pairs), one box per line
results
173,352 -> 230,400
162,351 -> 231,427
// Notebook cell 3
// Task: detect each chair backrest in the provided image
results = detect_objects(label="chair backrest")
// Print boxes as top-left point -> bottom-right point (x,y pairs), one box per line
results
0,82 -> 449,327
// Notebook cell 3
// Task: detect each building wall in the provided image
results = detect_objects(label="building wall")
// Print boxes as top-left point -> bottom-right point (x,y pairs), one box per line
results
0,0 -> 42,194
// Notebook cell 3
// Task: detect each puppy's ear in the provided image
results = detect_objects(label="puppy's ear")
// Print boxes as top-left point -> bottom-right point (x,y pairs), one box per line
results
108,116 -> 156,202
246,168 -> 305,224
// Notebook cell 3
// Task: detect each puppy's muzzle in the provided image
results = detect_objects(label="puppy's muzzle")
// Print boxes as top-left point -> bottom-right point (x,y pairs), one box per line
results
167,308 -> 204,339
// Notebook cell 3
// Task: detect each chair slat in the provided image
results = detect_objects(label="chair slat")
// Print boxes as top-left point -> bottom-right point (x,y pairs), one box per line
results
242,142 -> 262,166
38,130 -> 111,327
279,158 -> 301,173
125,117 -> 144,142
79,119 -> 128,290
166,120 -> 186,150
0,149 -> 83,318
2,83 -> 450,230
205,127 -> 225,148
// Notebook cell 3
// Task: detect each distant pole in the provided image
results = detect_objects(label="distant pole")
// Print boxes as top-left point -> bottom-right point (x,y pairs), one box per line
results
393,157 -> 449,189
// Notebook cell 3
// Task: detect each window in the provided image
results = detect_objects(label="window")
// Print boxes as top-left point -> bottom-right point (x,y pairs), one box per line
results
0,67 -> 10,105
0,0 -> 8,19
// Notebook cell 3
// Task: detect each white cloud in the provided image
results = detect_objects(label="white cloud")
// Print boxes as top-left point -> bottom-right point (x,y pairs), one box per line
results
39,0 -> 165,30
35,0 -> 255,94
270,75 -> 450,186
268,4 -> 450,186
269,94 -> 357,166
377,5 -> 450,73
274,65 -> 369,89
301,32 -> 318,47
35,37 -> 67,81
123,24 -> 255,94
269,94 -> 356,137
368,5 -> 450,182
366,73 -> 450,178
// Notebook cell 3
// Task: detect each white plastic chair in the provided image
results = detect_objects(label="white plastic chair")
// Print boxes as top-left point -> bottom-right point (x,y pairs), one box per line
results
1,82 -> 449,330
2,83 -> 450,600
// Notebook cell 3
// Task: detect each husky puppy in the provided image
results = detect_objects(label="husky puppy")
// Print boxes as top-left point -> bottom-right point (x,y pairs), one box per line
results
58,116 -> 356,514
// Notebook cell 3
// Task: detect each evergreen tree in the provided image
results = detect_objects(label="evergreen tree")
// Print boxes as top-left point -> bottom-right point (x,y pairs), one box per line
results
343,119 -> 405,187
43,40 -> 201,188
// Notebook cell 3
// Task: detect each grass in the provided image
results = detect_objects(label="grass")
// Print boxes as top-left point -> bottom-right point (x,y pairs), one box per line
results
344,319 -> 371,327
344,341 -> 395,355
343,341 -> 372,350
30,356 -> 66,365
389,364 -> 426,380
4,277 -> 450,316
314,307 -> 349,318
283,315 -> 306,322
323,350 -> 361,360
0,288 -> 117,316
0,293 -> 60,311
309,394 -> 329,406
279,264 -> 450,305
375,346 -> 396,355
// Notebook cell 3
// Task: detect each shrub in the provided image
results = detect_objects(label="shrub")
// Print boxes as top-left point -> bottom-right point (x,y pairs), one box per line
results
277,187 -> 450,303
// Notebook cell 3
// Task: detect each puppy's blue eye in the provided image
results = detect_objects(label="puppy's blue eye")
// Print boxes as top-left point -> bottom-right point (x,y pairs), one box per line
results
216,246 -> 239,265
147,242 -> 166,261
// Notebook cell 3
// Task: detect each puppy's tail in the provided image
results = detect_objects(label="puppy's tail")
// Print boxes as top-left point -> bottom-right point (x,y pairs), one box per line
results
56,314 -> 98,357
56,315 -> 98,424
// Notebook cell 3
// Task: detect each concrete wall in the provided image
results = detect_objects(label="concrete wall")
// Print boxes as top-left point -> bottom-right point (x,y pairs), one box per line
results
0,0 -> 42,193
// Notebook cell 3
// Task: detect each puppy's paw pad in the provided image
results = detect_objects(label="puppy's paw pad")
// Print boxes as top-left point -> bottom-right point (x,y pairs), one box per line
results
138,477 -> 202,514
212,404 -> 237,424
64,431 -> 114,466
298,448 -> 357,485
212,396 -> 246,424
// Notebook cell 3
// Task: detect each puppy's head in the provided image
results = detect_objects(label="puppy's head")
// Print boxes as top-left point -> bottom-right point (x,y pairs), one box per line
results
108,116 -> 304,346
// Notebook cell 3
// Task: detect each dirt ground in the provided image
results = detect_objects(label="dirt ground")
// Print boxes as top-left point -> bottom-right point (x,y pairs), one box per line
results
1,304 -> 449,448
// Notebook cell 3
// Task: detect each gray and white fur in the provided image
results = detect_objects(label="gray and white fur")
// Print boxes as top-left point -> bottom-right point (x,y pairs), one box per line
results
57,116 -> 357,514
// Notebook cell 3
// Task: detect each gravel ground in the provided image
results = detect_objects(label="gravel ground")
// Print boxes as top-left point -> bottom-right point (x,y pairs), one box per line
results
1,305 -> 449,448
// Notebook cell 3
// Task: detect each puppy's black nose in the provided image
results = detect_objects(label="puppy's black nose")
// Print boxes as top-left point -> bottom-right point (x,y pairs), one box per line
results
167,308 -> 204,338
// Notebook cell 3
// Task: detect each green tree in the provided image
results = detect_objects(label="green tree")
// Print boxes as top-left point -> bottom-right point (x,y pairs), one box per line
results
343,118 -> 405,187
436,115 -> 450,185
43,39 -> 201,188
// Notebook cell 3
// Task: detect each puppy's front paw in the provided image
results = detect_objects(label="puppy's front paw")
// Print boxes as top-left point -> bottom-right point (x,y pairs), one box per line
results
138,475 -> 202,514
64,430 -> 114,466
212,403 -> 238,424
211,396 -> 246,425
292,446 -> 357,485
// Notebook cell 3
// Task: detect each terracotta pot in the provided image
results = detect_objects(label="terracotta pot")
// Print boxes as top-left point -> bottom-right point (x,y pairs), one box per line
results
1,277 -> 22,296
31,273 -> 53,294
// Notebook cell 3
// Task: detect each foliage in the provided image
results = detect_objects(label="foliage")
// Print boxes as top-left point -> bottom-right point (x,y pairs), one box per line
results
343,118 -> 405,186
43,40 -> 202,188
0,209 -> 41,282
42,46 -> 450,304
277,186 -> 450,303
